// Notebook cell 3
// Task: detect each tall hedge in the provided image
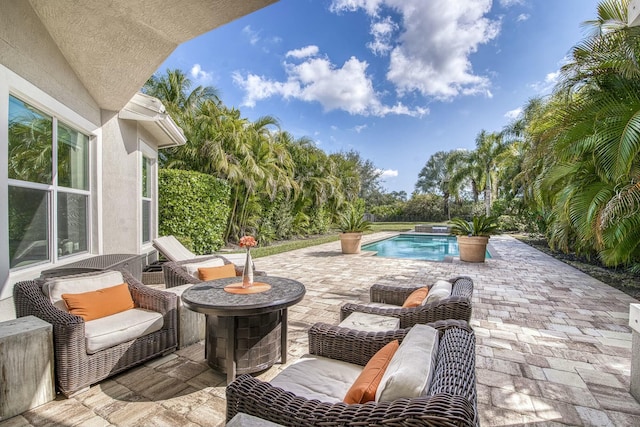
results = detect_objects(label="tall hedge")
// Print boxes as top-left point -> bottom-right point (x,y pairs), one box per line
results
158,169 -> 230,254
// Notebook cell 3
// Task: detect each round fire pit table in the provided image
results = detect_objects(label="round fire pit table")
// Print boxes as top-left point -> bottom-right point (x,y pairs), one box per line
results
181,276 -> 306,384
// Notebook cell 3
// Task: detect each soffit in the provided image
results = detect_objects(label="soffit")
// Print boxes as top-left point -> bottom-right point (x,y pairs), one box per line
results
119,92 -> 187,149
27,0 -> 277,111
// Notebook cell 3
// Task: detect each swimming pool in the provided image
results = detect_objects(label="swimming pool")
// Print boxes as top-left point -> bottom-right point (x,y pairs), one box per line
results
361,234 -> 491,261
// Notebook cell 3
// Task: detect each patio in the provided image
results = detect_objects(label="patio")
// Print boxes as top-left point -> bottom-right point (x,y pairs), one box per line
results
2,233 -> 639,426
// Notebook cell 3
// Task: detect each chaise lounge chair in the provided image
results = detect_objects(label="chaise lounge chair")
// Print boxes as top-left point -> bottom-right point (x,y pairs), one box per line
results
340,276 -> 473,328
152,235 -> 247,266
226,319 -> 478,426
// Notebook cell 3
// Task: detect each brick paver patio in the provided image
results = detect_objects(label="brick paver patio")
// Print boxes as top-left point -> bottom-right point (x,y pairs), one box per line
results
2,233 -> 639,426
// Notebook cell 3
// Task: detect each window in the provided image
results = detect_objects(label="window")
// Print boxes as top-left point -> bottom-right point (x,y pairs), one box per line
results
8,95 -> 90,269
141,154 -> 152,244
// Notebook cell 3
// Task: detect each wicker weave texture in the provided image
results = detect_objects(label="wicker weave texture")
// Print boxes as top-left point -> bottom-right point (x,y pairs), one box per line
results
340,276 -> 473,328
13,270 -> 177,397
162,255 -> 267,288
226,320 -> 477,426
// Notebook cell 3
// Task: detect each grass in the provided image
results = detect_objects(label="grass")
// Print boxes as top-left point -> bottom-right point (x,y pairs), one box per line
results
229,234 -> 341,258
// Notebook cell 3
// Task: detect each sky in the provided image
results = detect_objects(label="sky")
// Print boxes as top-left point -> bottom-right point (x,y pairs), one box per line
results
158,0 -> 603,195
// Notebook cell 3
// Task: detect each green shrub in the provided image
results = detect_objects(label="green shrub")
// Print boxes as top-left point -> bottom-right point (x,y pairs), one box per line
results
403,194 -> 446,222
158,169 -> 230,254
497,214 -> 529,232
369,202 -> 405,221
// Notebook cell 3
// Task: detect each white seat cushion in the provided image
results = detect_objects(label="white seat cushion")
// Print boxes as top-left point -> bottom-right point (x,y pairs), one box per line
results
181,257 -> 225,279
424,280 -> 452,304
84,308 -> 163,354
375,324 -> 439,402
271,355 -> 363,403
339,312 -> 400,332
42,270 -> 124,312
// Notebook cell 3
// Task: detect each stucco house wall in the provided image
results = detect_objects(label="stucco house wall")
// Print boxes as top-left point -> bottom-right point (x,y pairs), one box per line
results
0,0 -> 101,125
0,0 -> 277,321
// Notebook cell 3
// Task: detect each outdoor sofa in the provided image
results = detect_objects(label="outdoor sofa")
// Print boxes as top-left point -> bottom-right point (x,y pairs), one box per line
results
13,270 -> 177,397
340,276 -> 474,328
226,319 -> 477,426
162,255 -> 266,288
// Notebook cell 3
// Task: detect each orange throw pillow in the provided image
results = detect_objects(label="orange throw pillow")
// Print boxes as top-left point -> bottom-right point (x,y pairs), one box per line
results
62,283 -> 134,321
344,340 -> 400,404
198,263 -> 237,281
402,287 -> 430,308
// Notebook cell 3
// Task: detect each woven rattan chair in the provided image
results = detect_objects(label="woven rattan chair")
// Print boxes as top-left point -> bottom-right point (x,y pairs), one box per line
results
226,319 -> 477,426
162,255 -> 267,288
13,270 -> 177,397
340,276 -> 474,328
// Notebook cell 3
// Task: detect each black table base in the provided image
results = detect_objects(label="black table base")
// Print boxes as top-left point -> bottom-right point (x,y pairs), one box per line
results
206,310 -> 282,375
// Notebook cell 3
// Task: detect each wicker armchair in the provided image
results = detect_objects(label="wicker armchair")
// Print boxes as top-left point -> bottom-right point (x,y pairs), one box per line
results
226,319 -> 477,426
13,270 -> 177,397
162,255 -> 266,288
340,276 -> 474,328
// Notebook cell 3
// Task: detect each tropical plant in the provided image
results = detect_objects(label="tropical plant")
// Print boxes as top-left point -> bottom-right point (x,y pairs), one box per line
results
450,215 -> 499,237
415,150 -> 455,218
338,204 -> 372,233
511,0 -> 640,268
144,69 -> 387,247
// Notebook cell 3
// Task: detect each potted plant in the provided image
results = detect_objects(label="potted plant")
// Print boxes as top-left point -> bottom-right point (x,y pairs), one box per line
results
338,205 -> 372,254
450,215 -> 499,262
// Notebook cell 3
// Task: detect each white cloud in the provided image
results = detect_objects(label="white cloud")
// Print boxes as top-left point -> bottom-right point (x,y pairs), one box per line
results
529,70 -> 560,94
331,0 -> 500,100
233,53 -> 428,117
286,45 -> 320,59
190,64 -> 212,83
377,168 -> 399,178
367,16 -> 397,56
353,124 -> 368,133
516,13 -> 530,22
330,0 -> 383,16
242,25 -> 260,45
499,0 -> 525,7
504,107 -> 523,119
330,125 -> 338,131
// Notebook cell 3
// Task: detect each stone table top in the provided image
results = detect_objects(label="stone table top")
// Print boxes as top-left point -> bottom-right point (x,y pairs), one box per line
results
181,276 -> 306,316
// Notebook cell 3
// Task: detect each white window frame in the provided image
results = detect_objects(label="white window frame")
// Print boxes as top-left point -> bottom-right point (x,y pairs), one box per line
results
1,67 -> 98,277
139,140 -> 157,249
8,95 -> 92,270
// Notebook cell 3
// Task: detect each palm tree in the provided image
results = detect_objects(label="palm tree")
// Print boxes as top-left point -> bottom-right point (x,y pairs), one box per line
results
415,151 -> 455,218
473,130 -> 508,215
143,69 -> 219,119
515,0 -> 640,267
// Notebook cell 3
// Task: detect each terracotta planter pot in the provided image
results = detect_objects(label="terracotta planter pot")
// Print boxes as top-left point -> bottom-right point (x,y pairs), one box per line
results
456,235 -> 489,263
340,232 -> 363,254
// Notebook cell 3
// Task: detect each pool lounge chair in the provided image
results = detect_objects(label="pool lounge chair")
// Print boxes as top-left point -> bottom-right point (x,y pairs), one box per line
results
226,319 -> 478,426
340,276 -> 473,328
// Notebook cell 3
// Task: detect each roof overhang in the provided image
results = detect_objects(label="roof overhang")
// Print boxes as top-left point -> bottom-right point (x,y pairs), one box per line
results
119,92 -> 186,149
27,0 -> 278,111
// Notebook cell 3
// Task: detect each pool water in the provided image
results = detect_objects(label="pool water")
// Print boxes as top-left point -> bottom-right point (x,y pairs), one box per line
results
361,234 -> 491,261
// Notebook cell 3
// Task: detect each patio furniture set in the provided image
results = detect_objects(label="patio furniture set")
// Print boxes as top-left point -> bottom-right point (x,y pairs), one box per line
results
10,235 -> 478,426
